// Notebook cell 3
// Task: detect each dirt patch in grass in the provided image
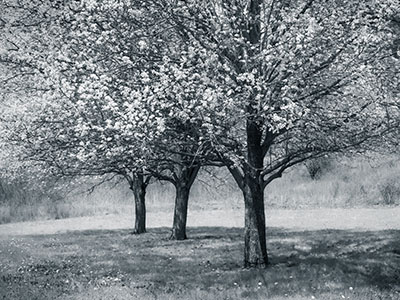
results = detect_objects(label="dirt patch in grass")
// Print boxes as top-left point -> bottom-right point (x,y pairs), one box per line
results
1,227 -> 399,299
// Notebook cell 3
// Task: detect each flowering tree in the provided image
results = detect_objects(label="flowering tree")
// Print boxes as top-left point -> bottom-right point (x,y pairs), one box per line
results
0,0 -> 211,238
50,1 -> 219,239
148,0 -> 399,266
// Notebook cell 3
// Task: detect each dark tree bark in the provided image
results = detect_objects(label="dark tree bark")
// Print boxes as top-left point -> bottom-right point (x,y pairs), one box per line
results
170,165 -> 200,240
228,118 -> 269,267
242,117 -> 269,267
242,174 -> 268,267
170,182 -> 190,240
130,174 -> 148,234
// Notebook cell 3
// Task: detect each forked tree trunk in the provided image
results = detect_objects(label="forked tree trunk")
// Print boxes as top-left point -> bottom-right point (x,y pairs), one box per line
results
170,183 -> 190,240
130,174 -> 147,234
170,165 -> 200,240
242,175 -> 268,267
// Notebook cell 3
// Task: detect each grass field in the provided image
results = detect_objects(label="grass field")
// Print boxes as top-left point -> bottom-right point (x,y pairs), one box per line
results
1,225 -> 399,300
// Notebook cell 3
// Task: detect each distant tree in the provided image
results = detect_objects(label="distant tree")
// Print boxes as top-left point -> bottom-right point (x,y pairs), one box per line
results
305,157 -> 333,180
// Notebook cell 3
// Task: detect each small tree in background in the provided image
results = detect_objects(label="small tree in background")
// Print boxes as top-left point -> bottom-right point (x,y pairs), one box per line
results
305,157 -> 333,180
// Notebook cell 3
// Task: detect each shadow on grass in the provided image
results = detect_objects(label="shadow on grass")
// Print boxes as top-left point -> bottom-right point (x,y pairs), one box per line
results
0,227 -> 399,299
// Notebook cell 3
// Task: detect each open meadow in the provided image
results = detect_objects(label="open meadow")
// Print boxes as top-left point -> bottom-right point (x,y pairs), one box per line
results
1,208 -> 399,300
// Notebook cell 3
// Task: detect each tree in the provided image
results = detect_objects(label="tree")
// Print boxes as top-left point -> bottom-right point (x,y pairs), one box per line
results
0,0 -> 211,238
148,0 -> 399,266
305,156 -> 333,180
0,0 -> 155,233
46,0 -> 215,239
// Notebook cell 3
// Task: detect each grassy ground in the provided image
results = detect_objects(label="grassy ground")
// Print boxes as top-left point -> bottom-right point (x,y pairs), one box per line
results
1,227 -> 399,300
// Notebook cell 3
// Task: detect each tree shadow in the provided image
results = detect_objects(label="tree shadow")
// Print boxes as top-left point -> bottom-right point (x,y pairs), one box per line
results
183,227 -> 400,292
2,226 -> 399,299
265,228 -> 400,290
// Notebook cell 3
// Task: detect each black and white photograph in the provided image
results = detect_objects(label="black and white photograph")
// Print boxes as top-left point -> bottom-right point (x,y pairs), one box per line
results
0,0 -> 399,299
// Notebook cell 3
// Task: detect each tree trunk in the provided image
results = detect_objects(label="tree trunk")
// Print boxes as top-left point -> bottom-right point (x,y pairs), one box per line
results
242,175 -> 268,267
170,183 -> 190,240
170,165 -> 200,240
242,114 -> 268,267
130,174 -> 147,234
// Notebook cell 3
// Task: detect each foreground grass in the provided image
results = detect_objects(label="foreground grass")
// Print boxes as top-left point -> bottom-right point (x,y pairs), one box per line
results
0,227 -> 399,300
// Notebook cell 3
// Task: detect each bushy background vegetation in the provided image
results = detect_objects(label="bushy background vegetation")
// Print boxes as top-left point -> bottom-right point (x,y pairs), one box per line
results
1,154 -> 399,224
